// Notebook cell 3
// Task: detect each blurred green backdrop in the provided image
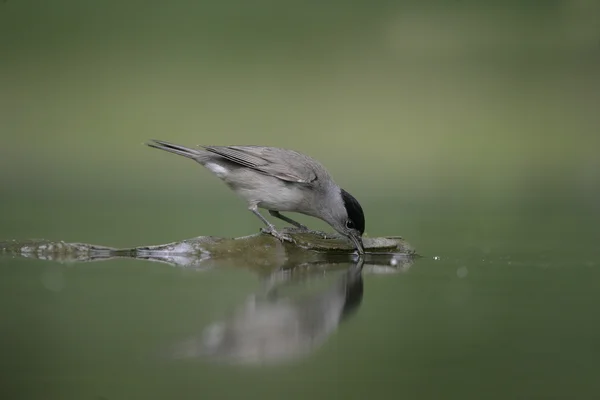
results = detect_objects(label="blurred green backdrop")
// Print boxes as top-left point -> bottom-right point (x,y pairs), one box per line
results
2,0 -> 600,249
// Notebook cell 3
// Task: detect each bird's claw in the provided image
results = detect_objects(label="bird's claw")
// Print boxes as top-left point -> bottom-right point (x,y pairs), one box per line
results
260,227 -> 294,243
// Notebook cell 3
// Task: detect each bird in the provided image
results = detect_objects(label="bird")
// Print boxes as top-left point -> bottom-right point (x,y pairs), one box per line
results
146,140 -> 365,254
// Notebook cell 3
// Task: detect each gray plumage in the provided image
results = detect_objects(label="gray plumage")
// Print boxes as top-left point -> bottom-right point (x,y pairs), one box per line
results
146,140 -> 365,254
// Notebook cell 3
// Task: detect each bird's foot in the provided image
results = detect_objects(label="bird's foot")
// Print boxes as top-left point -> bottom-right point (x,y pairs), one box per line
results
260,226 -> 293,243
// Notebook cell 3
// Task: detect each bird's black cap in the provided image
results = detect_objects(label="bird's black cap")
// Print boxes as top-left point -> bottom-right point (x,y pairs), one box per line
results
340,189 -> 365,235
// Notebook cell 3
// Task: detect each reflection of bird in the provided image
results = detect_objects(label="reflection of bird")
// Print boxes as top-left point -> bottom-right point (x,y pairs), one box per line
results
170,260 -> 364,365
147,140 -> 365,254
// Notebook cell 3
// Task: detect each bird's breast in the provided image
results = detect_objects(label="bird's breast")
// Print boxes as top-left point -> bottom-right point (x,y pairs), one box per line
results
254,183 -> 311,212
224,170 -> 315,213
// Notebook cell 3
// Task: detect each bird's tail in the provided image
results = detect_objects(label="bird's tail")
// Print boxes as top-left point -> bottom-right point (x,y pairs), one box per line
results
146,139 -> 203,159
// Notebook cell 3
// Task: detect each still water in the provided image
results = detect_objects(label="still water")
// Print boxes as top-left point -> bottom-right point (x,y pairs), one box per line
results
1,198 -> 599,400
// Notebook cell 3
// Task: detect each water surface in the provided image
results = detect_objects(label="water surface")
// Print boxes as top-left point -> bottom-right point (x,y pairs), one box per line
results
2,198 -> 599,400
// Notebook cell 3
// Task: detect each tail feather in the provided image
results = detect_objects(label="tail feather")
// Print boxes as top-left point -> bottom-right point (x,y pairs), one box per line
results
146,139 -> 202,159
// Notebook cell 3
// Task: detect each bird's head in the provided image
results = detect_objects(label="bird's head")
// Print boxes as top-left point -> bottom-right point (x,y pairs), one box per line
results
327,188 -> 365,255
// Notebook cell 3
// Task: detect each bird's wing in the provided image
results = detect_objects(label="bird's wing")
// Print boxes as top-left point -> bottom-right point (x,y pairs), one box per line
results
201,145 -> 318,183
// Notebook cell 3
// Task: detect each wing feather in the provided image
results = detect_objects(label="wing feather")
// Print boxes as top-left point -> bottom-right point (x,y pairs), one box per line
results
200,145 -> 317,183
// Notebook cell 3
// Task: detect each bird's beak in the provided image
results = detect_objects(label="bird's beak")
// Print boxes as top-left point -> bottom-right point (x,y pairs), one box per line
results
348,232 -> 365,255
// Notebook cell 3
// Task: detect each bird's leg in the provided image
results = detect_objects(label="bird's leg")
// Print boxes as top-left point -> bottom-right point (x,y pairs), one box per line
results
249,206 -> 293,243
268,211 -> 331,239
268,210 -> 309,231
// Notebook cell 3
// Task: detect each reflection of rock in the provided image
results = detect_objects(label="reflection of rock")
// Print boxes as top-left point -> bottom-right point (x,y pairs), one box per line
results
170,261 -> 366,365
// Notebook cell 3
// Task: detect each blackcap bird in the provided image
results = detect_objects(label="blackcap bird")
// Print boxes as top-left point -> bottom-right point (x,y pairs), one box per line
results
146,140 -> 365,254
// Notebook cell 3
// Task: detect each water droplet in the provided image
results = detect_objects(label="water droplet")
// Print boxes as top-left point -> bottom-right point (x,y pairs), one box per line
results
456,266 -> 468,278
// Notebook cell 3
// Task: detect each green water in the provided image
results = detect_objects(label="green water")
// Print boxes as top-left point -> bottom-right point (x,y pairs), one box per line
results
2,195 -> 599,399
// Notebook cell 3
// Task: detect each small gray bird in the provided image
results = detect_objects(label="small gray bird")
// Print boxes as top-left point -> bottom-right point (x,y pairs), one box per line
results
146,140 -> 365,254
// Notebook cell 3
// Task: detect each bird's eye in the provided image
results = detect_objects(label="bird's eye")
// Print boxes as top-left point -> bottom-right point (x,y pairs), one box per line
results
345,220 -> 355,229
